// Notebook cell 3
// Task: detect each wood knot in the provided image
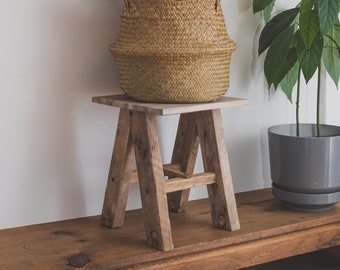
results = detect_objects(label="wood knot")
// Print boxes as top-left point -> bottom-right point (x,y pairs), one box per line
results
151,230 -> 158,241
218,216 -> 226,227
150,230 -> 161,249
53,230 -> 74,236
68,253 -> 91,268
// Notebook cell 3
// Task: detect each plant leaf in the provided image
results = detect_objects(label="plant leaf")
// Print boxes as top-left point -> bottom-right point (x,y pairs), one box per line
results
264,26 -> 295,87
263,1 -> 275,23
323,24 -> 340,87
253,0 -> 275,14
318,0 -> 340,35
300,0 -> 319,49
280,62 -> 300,102
297,32 -> 323,82
273,48 -> 298,89
258,8 -> 300,55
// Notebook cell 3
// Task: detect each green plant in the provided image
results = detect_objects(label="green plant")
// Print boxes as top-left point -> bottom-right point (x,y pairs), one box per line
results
253,0 -> 340,136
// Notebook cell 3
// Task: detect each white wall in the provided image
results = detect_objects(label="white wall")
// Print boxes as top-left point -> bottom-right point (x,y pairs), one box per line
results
324,76 -> 340,126
0,0 -> 329,230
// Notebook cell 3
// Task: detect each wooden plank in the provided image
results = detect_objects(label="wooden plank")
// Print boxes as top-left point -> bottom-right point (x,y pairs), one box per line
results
197,109 -> 240,231
165,173 -> 216,193
130,164 -> 188,184
122,223 -> 340,270
101,109 -> 135,228
0,189 -> 340,270
167,113 -> 200,212
92,94 -> 248,116
245,246 -> 340,270
163,163 -> 191,179
130,111 -> 174,251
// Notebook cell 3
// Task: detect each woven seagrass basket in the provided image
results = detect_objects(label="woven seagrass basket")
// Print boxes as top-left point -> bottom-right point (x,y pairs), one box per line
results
111,0 -> 236,103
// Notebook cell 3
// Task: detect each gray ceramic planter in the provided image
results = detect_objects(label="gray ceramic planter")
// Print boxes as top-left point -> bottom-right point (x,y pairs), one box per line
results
268,124 -> 340,211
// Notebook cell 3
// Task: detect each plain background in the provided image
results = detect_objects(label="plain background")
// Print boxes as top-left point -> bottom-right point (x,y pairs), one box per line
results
1,0 -> 339,229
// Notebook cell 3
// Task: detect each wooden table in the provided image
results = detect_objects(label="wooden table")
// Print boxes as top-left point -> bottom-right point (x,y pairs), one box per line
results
92,94 -> 248,251
1,189 -> 339,269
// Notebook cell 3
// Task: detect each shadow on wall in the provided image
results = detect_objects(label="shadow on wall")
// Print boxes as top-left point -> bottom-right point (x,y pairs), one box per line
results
20,0 -> 124,224
238,0 -> 253,13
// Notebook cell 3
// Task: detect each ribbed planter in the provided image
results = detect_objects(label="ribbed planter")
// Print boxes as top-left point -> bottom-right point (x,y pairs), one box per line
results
268,124 -> 340,211
110,0 -> 236,103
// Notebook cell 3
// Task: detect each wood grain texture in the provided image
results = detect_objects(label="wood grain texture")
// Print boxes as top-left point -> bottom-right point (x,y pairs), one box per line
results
245,246 -> 340,270
197,109 -> 240,231
167,113 -> 200,212
92,94 -> 248,116
130,111 -> 174,251
165,172 -> 216,193
130,164 -> 187,184
128,224 -> 340,270
163,163 -> 191,179
101,109 -> 135,228
1,189 -> 340,270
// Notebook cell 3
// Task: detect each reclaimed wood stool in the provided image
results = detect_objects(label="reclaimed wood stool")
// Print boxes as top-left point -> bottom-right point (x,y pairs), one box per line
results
92,94 -> 248,251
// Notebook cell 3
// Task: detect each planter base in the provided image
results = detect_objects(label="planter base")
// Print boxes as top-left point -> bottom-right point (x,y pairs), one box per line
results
272,184 -> 340,212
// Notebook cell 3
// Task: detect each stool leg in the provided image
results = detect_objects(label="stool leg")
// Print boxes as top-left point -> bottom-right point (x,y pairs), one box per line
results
168,113 -> 200,213
101,109 -> 135,228
130,111 -> 174,251
197,109 -> 240,231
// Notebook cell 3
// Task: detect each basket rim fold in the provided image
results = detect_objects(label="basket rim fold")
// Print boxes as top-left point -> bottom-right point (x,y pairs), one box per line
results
110,42 -> 237,56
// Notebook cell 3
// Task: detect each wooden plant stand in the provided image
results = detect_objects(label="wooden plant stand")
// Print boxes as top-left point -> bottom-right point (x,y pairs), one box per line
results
92,94 -> 248,251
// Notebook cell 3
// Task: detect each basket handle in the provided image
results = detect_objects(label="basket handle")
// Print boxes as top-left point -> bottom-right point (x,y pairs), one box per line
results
215,0 -> 221,11
124,0 -> 130,10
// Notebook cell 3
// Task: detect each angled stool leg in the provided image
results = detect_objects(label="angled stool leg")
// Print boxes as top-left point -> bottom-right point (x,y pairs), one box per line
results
130,111 -> 174,251
101,109 -> 135,228
197,109 -> 240,231
167,113 -> 200,213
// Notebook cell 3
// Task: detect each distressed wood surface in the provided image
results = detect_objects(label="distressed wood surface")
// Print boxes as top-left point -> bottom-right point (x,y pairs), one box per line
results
132,224 -> 340,270
1,189 -> 340,270
197,109 -> 240,231
100,107 -> 240,250
130,164 -> 187,184
130,111 -> 174,251
245,245 -> 340,270
163,163 -> 192,179
92,94 -> 248,116
101,109 -> 135,228
167,113 -> 200,212
165,172 -> 216,193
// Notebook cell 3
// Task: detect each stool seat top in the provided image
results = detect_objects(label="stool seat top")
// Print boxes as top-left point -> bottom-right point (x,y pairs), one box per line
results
92,94 -> 248,116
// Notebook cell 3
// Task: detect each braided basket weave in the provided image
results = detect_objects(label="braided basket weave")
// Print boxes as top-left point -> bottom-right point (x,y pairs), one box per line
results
111,0 -> 236,103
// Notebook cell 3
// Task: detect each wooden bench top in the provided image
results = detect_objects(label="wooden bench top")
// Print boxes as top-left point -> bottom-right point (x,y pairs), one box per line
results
92,94 -> 248,115
1,189 -> 339,269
